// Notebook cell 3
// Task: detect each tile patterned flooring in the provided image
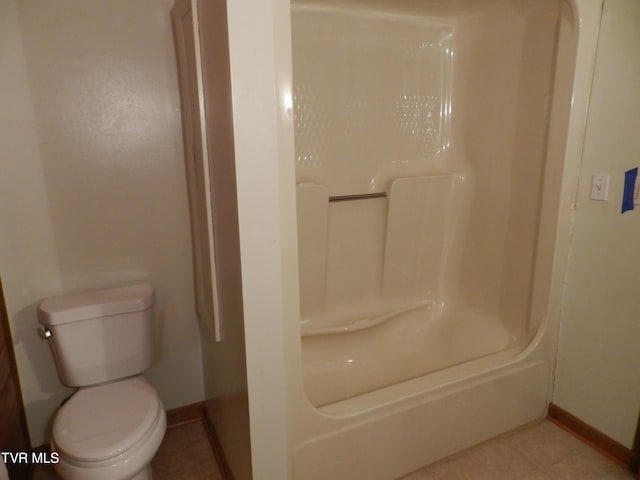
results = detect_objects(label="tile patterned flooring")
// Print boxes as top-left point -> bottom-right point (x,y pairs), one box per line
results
399,420 -> 635,480
151,420 -> 223,480
33,419 -> 635,479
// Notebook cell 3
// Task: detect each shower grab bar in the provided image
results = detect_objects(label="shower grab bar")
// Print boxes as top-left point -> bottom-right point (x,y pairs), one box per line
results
329,192 -> 387,202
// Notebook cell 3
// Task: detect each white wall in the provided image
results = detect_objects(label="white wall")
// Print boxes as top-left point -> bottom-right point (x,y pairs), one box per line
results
553,0 -> 640,449
0,0 -> 204,446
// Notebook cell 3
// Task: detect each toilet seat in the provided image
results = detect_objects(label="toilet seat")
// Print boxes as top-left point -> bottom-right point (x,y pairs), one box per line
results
53,376 -> 163,463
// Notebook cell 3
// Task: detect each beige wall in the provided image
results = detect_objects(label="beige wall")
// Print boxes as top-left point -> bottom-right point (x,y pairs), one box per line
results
553,0 -> 640,449
0,0 -> 204,446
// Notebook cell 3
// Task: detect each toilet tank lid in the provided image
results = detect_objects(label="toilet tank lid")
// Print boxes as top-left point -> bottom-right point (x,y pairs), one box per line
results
38,284 -> 153,326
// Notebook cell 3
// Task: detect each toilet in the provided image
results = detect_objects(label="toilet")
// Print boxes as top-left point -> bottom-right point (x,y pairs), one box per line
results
38,284 -> 166,480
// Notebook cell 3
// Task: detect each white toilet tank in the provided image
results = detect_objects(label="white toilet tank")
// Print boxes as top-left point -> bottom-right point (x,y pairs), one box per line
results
38,284 -> 155,387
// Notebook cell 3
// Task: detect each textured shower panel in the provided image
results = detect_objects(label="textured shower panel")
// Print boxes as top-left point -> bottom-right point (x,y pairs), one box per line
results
292,4 -> 454,196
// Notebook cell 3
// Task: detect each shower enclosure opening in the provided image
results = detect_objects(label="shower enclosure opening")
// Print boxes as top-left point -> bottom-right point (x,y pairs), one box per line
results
292,0 -> 564,408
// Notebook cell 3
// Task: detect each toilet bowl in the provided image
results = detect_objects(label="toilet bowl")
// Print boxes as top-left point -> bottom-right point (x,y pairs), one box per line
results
51,377 -> 166,480
38,284 -> 166,480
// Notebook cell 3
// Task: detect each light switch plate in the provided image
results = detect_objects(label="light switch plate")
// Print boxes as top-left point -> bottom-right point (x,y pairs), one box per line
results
590,173 -> 609,201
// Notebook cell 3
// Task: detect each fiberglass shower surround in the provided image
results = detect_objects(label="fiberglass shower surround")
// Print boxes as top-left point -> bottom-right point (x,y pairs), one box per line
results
292,0 -> 560,407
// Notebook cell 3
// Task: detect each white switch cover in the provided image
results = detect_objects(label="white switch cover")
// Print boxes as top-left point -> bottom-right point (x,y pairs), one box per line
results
590,173 -> 610,201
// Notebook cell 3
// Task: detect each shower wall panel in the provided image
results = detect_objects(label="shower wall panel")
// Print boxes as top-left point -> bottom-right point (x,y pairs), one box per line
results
292,0 -> 563,406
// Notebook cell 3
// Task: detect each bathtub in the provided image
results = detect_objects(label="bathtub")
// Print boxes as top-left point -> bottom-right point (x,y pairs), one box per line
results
289,0 -> 602,477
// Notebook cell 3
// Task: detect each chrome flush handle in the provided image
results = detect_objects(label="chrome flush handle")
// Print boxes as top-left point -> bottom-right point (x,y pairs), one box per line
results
38,327 -> 52,339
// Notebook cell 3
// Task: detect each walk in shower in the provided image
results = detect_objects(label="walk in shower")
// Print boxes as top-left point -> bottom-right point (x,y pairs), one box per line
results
293,0 -> 564,407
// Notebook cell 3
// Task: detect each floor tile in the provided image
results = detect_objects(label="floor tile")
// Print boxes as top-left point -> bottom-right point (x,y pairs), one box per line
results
399,420 -> 635,480
151,421 -> 223,480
